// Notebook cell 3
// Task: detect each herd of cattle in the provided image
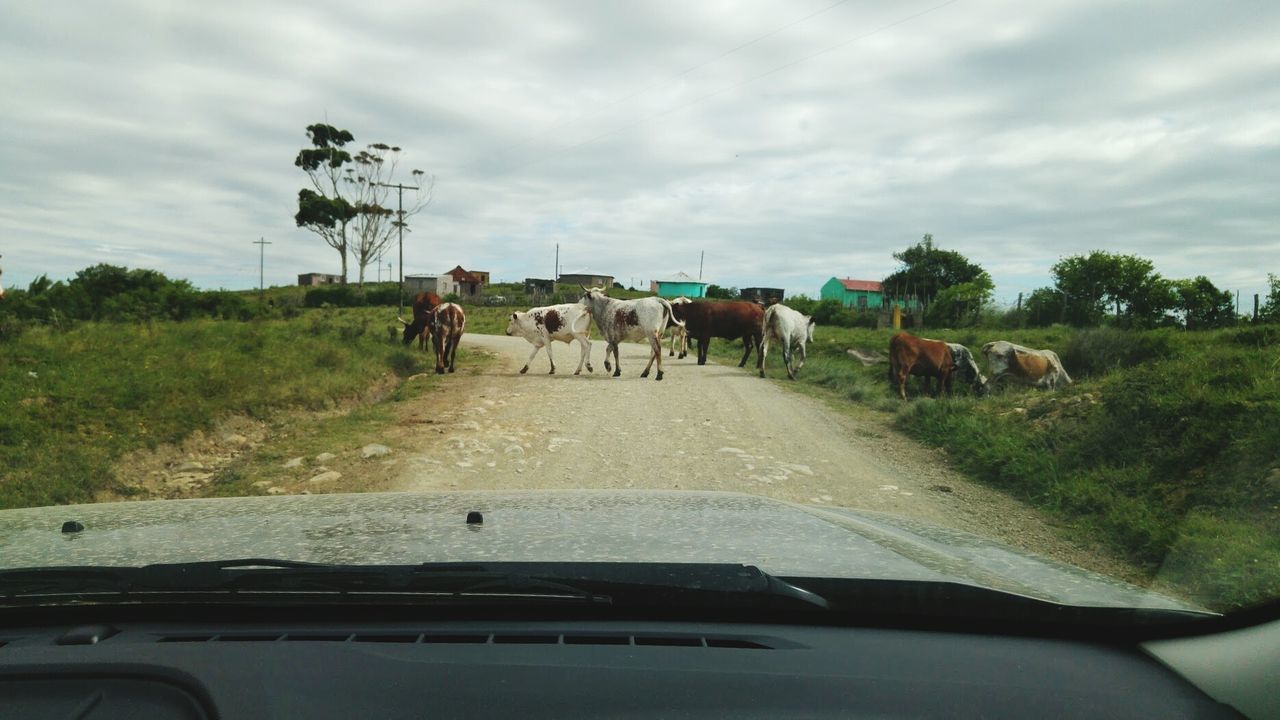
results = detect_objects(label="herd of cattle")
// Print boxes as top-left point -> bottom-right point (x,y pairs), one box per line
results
395,287 -> 1073,398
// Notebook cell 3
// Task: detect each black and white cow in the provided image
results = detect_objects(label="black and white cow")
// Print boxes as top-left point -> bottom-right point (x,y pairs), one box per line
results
578,287 -> 682,381
505,303 -> 594,375
946,342 -> 989,394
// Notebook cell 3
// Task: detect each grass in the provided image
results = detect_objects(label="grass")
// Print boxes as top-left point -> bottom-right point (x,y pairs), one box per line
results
0,306 -> 439,509
706,322 -> 1280,611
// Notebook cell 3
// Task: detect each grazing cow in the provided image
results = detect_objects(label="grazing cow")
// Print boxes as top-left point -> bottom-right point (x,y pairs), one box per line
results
578,286 -> 682,381
946,343 -> 989,395
981,341 -> 1072,390
505,303 -> 594,375
760,304 -> 815,380
889,332 -> 975,400
397,291 -> 442,350
430,303 -> 465,374
670,300 -> 765,368
667,296 -> 693,358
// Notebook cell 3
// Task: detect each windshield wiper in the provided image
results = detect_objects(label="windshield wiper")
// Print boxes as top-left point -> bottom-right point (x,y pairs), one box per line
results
0,561 -> 828,612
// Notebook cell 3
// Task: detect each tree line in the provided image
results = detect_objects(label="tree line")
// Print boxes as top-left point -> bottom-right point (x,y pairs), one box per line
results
875,235 -> 1278,329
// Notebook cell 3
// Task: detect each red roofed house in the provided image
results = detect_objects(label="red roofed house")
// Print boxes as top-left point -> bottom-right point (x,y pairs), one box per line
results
820,277 -> 886,310
445,265 -> 489,298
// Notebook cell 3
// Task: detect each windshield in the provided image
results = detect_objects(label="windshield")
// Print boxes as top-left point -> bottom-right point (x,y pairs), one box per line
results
1,0 -> 1276,620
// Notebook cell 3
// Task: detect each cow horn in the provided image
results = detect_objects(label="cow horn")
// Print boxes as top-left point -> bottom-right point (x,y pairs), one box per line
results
396,315 -> 410,326
579,284 -> 588,292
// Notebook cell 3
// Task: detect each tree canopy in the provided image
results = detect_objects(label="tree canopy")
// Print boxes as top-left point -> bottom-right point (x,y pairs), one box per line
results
882,234 -> 986,306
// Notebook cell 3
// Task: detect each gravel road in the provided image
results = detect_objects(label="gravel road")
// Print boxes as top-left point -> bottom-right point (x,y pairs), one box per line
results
384,334 -> 1130,577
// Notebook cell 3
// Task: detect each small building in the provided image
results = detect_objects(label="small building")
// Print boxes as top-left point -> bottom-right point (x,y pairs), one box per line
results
740,287 -> 785,305
820,277 -> 886,310
445,265 -> 487,298
524,278 -> 555,297
651,271 -> 708,299
298,272 -> 342,287
404,274 -> 459,297
557,272 -> 614,289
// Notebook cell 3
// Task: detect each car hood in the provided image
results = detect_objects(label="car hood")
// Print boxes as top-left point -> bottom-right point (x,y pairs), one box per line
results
0,490 -> 1197,611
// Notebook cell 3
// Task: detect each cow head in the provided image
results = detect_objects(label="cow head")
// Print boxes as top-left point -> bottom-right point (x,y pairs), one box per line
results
398,315 -> 428,346
504,311 -> 522,336
949,344 -> 989,395
805,317 -> 816,343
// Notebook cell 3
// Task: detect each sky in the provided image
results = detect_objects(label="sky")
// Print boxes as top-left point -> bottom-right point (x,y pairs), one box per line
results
2,0 -> 1277,305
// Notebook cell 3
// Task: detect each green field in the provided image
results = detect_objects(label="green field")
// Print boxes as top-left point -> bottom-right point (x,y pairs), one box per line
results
0,307 -> 439,509
708,322 -> 1280,609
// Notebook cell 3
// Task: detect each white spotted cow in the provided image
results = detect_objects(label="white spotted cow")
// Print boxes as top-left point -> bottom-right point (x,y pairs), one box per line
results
578,287 -> 683,381
667,296 -> 692,357
981,340 -> 1072,390
505,303 -> 594,375
760,303 -> 815,380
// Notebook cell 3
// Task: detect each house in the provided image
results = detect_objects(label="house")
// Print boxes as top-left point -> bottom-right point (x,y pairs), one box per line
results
557,272 -> 615,289
404,274 -> 459,297
298,272 -> 342,286
740,287 -> 785,305
524,278 -> 555,297
445,265 -> 487,298
651,272 -> 707,299
820,278 -> 886,310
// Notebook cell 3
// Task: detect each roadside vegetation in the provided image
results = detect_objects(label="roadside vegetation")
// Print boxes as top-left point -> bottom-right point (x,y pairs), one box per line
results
710,322 -> 1280,610
1,289 -> 443,509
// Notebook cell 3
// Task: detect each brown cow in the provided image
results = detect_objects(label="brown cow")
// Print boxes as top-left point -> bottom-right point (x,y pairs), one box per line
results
889,332 -> 959,400
670,300 -> 764,369
398,291 -> 442,350
430,303 -> 465,374
981,341 -> 1072,390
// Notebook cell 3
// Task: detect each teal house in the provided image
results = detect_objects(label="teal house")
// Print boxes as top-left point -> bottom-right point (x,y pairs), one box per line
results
820,277 -> 885,310
651,272 -> 707,298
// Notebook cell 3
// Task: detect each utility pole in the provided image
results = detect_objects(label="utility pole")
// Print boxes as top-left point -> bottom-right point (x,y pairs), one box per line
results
375,181 -> 420,313
698,251 -> 704,281
252,237 -> 271,301
555,243 -> 560,283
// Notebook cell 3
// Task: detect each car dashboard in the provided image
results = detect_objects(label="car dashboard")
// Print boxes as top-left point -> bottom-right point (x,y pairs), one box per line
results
0,615 -> 1241,719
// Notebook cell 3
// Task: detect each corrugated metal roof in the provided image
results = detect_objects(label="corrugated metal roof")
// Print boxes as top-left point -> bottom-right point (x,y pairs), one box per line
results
654,271 -> 707,284
838,278 -> 883,292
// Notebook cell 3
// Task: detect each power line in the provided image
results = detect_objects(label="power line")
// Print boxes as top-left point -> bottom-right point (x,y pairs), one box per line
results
469,0 -> 856,170
497,0 -> 961,175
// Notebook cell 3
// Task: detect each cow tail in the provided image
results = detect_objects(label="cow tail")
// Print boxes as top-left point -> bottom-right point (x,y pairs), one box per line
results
658,297 -> 685,328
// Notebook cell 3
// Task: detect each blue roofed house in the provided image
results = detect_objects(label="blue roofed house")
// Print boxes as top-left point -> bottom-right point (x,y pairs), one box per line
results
651,272 -> 708,298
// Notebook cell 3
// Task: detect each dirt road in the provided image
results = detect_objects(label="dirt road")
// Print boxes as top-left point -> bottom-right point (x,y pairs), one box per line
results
382,334 -> 1124,576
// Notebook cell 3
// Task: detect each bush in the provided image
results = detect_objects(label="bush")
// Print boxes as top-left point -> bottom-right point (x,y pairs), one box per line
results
1060,327 -> 1179,377
304,285 -> 360,308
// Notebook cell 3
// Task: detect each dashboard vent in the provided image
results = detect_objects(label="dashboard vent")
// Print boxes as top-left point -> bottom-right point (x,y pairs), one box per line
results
154,632 -> 778,649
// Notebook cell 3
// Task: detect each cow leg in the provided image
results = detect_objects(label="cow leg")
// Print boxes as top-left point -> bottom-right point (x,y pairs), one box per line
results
449,332 -> 460,372
754,334 -> 763,370
546,339 -> 555,375
759,334 -> 770,378
737,336 -> 752,368
433,333 -> 445,374
646,330 -> 664,381
521,342 -> 544,374
572,334 -> 589,375
895,363 -> 910,400
668,329 -> 677,357
783,344 -> 796,380
610,343 -> 621,377
697,337 -> 708,366
795,341 -> 806,372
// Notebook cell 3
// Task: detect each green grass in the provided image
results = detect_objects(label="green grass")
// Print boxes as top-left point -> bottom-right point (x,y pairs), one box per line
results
707,322 -> 1280,610
0,307 -> 439,509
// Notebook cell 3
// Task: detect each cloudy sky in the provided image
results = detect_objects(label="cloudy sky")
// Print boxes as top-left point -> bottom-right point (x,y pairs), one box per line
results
2,0 -> 1277,303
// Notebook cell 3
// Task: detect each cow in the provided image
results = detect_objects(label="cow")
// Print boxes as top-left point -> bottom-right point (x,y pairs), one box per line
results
666,296 -> 693,357
505,303 -> 594,375
429,303 -> 465,374
578,286 -> 683,381
947,343 -> 989,394
397,291 -> 442,350
888,332 -> 986,400
981,341 -> 1072,390
670,300 -> 764,368
760,303 -> 815,380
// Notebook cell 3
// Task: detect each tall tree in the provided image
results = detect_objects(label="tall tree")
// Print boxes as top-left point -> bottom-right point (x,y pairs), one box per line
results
295,123 -> 357,284
882,234 -> 985,307
1051,250 -> 1173,327
345,143 -> 433,290
1260,274 -> 1280,323
1172,276 -> 1235,329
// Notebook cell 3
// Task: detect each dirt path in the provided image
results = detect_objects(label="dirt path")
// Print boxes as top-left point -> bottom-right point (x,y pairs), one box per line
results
378,334 -> 1132,579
